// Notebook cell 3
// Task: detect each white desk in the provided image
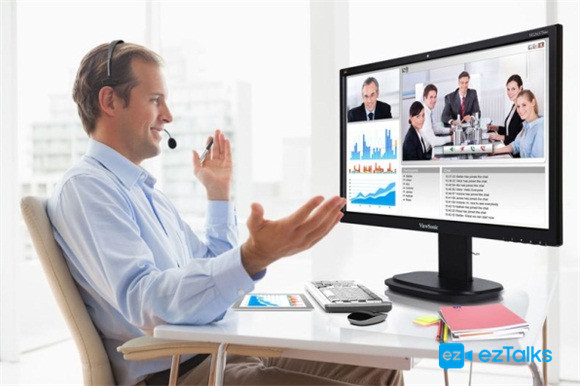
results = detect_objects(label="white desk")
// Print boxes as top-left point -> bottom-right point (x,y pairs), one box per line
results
154,269 -> 556,385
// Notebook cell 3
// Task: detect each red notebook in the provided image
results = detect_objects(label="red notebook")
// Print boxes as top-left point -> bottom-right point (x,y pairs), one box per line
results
439,303 -> 528,334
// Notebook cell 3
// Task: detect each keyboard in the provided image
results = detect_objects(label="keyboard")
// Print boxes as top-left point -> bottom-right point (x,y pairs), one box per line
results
305,280 -> 392,313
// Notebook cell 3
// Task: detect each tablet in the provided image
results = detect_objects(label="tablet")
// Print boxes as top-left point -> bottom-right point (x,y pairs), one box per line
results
233,293 -> 313,311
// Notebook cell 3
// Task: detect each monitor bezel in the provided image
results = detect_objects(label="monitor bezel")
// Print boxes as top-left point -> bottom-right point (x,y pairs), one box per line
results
339,24 -> 563,247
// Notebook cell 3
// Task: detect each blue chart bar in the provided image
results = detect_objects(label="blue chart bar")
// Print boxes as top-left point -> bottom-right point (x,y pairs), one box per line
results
350,182 -> 396,206
350,129 -> 397,160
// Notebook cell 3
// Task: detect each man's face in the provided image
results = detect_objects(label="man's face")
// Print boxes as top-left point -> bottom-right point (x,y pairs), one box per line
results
458,76 -> 470,95
115,60 -> 173,164
362,83 -> 379,112
424,90 -> 437,110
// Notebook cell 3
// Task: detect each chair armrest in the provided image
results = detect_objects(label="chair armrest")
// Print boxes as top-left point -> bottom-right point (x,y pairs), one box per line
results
226,344 -> 284,358
117,336 -> 219,361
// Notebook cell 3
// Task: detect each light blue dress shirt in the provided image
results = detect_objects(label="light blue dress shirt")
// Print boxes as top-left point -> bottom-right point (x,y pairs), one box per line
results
511,115 -> 544,158
47,139 -> 262,385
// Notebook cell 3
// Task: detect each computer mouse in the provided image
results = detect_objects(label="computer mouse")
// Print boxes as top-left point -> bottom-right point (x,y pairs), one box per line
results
347,311 -> 387,326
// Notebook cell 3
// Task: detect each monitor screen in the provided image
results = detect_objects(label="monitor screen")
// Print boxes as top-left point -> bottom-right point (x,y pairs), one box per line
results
339,25 -> 562,302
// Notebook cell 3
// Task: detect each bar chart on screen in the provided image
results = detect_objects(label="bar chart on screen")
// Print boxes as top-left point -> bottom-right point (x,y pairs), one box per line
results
349,162 -> 397,174
348,123 -> 399,161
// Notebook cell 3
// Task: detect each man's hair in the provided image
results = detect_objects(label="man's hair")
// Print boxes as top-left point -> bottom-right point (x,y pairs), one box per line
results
506,74 -> 523,87
458,71 -> 470,80
422,84 -> 438,99
72,42 -> 163,135
362,77 -> 380,92
517,89 -> 539,115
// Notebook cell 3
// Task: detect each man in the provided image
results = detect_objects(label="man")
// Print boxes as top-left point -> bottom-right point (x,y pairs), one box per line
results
347,77 -> 392,122
47,41 -> 402,386
441,71 -> 481,127
420,84 -> 453,150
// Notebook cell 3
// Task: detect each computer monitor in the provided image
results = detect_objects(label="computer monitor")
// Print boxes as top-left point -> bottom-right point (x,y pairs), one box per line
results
340,25 -> 562,303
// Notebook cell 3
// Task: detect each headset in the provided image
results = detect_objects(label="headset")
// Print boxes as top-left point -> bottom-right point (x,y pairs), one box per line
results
101,39 -> 177,149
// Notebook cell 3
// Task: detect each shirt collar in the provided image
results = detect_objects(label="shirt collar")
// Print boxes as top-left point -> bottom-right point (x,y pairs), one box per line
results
85,138 -> 156,189
523,115 -> 543,129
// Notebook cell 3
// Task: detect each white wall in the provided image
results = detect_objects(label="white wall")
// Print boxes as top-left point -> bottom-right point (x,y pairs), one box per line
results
0,0 -> 20,362
310,0 -> 579,382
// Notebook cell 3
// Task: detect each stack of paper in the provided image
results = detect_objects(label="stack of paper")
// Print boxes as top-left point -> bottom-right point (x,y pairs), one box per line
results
439,304 -> 529,341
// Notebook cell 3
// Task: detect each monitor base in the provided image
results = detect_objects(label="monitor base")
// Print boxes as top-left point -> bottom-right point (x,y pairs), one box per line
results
385,271 -> 503,303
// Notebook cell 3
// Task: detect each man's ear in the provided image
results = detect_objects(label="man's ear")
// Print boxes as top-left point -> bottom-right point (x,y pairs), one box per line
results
98,86 -> 117,117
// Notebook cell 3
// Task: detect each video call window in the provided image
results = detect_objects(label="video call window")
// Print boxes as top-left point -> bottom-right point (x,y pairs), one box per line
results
346,69 -> 399,123
343,38 -> 550,230
400,40 -> 548,163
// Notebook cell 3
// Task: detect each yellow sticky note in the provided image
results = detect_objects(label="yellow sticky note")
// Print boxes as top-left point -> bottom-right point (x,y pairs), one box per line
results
413,315 -> 440,326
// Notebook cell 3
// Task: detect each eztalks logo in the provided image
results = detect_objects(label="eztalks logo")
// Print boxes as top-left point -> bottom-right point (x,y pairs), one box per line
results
439,343 -> 472,369
439,343 -> 552,369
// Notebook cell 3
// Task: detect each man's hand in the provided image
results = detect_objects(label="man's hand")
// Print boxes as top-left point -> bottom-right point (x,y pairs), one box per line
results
241,196 -> 346,276
462,115 -> 472,122
192,129 -> 232,201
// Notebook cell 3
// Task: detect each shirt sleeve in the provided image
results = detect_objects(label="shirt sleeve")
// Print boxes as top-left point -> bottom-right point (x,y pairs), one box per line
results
48,174 -> 256,330
422,122 -> 450,148
511,132 -> 522,154
531,125 -> 544,158
432,124 -> 451,136
202,200 -> 239,257
202,201 -> 267,280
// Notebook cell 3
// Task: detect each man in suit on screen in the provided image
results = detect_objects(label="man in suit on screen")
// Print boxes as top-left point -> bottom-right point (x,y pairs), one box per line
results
441,71 -> 481,127
348,77 -> 392,122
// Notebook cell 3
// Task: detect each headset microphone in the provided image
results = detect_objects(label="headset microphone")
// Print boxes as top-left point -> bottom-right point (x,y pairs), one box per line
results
163,129 -> 177,149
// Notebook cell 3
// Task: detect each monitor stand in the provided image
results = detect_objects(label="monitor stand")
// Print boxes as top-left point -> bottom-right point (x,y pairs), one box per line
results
384,233 -> 503,303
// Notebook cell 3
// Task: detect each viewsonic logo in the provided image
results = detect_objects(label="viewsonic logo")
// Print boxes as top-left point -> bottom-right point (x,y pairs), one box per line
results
419,223 -> 438,231
529,30 -> 548,37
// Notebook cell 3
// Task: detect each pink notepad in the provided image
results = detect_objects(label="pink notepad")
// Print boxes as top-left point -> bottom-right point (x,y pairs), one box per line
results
439,303 -> 528,334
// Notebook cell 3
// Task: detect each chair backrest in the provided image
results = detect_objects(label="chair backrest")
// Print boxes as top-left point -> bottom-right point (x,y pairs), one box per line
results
20,196 -> 116,385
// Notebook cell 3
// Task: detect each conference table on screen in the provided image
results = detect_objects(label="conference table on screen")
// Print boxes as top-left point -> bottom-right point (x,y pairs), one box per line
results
154,266 -> 556,385
432,136 -> 512,160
